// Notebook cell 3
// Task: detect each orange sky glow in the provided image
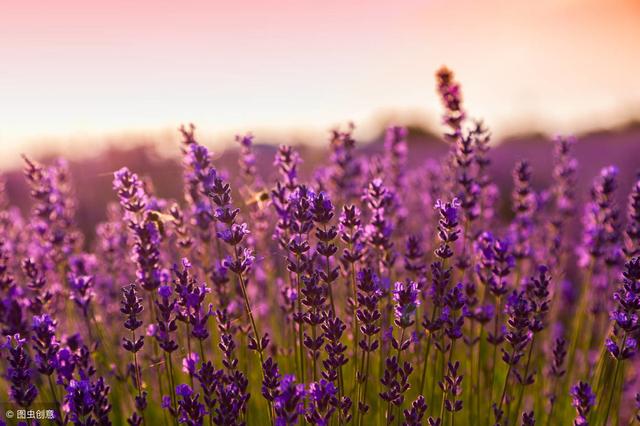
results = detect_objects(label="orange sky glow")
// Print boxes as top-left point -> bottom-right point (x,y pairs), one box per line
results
1,0 -> 639,167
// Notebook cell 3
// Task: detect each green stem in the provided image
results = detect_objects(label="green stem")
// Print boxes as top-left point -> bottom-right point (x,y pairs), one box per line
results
47,375 -> 63,422
148,293 -> 169,424
311,317 -> 318,382
602,359 -> 622,426
131,330 -> 145,421
429,348 -> 441,416
612,362 -> 627,426
496,361 -> 514,423
233,245 -> 275,426
167,352 -> 179,426
512,335 -> 536,424
489,295 -> 502,403
199,339 -> 206,364
357,335 -> 372,426
566,260 -> 594,380
545,400 -> 556,426
420,303 -> 439,396
350,258 -> 360,425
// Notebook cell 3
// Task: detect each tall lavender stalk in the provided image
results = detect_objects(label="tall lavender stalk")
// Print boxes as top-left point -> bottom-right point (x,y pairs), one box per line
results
419,199 -> 459,409
198,147 -> 274,424
567,166 -> 620,388
493,290 -> 531,425
624,179 -> 640,258
549,136 -> 577,270
355,269 -> 382,425
4,334 -> 38,409
570,381 -> 595,426
121,284 -> 146,425
381,279 -> 418,424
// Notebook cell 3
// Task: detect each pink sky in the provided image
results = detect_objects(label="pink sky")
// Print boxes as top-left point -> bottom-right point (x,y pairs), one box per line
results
1,0 -> 639,166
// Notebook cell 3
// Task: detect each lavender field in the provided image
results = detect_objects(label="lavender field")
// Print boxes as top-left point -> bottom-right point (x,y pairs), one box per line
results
1,68 -> 640,426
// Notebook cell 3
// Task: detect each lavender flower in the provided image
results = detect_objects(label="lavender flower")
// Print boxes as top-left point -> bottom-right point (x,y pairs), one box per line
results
625,179 -> 640,258
379,354 -> 413,423
339,205 -> 365,269
121,284 -> 144,352
22,257 -> 52,315
202,156 -> 267,361
453,131 -> 480,229
31,314 -> 59,376
195,360 -> 223,418
311,191 -> 339,314
4,334 -> 38,408
521,410 -> 535,426
173,258 -> 212,347
23,156 -> 78,263
392,280 -> 420,328
436,66 -> 465,139
363,179 -> 396,271
470,120 -> 493,193
120,284 -> 147,423
355,269 -> 382,416
169,202 -> 194,251
275,145 -> 301,190
494,290 -> 532,423
68,273 -> 95,319
402,395 -> 427,426
549,136 -> 578,264
301,273 -> 327,377
66,379 -> 95,424
502,291 -> 532,367
384,126 -> 408,192
175,384 -> 206,425
274,375 -> 306,426
511,161 -> 535,262
328,124 -> 362,203
0,242 -> 28,337
113,167 -> 147,217
477,234 -> 513,352
581,166 -> 621,266
305,379 -> 337,426
403,235 -> 426,277
525,265 -> 551,334
237,133 -> 257,183
439,361 -> 463,414
434,199 -> 460,262
155,284 -> 179,354
114,168 -> 164,292
549,335 -> 567,379
213,382 -> 249,426
606,257 -> 640,360
215,309 -> 250,420
92,377 -> 113,425
570,381 -> 595,426
321,315 -> 347,385
545,332 -> 567,421
262,357 -> 282,403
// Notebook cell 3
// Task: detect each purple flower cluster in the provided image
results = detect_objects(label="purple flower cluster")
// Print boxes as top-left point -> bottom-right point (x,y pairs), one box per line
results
1,66 -> 638,426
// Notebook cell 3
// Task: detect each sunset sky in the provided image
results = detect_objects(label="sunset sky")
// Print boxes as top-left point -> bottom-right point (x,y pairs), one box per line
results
1,0 -> 639,167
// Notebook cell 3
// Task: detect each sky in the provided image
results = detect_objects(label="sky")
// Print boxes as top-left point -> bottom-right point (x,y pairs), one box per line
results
1,0 -> 639,167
